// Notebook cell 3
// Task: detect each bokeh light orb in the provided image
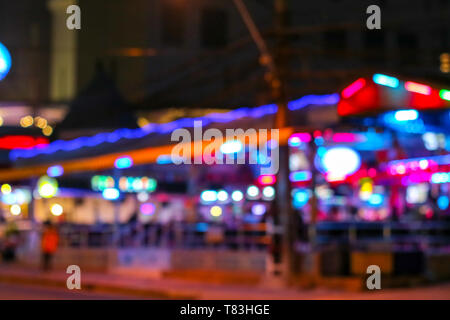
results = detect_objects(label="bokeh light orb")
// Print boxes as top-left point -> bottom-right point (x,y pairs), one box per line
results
137,191 -> 149,202
210,205 -> 222,217
246,185 -> 260,199
102,188 -> 120,200
1,183 -> 12,194
262,186 -> 275,199
252,204 -> 266,216
140,203 -> 156,215
0,42 -> 11,81
231,190 -> 244,202
50,203 -> 63,216
217,190 -> 228,202
319,147 -> 361,177
10,204 -> 21,216
37,176 -> 58,198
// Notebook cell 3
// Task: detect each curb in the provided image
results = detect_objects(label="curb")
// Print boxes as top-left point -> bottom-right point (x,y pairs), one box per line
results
0,272 -> 198,300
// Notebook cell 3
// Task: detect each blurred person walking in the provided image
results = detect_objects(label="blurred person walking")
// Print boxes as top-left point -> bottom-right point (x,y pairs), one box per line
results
41,221 -> 59,271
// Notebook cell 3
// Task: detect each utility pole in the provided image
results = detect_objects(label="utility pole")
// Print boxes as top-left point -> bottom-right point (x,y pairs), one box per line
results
272,0 -> 297,282
233,0 -> 296,281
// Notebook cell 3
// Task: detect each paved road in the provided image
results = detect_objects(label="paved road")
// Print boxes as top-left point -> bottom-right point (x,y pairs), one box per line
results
0,280 -> 449,300
0,282 -> 150,300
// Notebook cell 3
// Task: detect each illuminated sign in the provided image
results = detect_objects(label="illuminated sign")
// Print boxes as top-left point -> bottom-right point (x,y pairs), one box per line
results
0,42 -> 11,81
338,74 -> 450,116
114,156 -> 133,169
91,175 -> 157,193
317,147 -> 361,177
102,188 -> 120,200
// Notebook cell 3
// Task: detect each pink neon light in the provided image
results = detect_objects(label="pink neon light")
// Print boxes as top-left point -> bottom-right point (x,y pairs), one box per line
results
258,175 -> 276,186
405,81 -> 431,95
386,158 -> 442,177
332,133 -> 361,143
396,164 -> 406,175
342,78 -> 366,99
407,172 -> 432,184
368,168 -> 377,177
289,133 -> 311,143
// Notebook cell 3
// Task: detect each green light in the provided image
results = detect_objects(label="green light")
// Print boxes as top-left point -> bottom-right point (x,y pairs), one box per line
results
147,178 -> 157,192
92,175 -> 157,193
91,175 -> 100,191
440,89 -> 450,101
98,176 -> 108,191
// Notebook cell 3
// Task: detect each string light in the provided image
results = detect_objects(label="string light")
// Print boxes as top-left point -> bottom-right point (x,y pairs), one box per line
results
42,125 -> 53,136
20,116 -> 33,128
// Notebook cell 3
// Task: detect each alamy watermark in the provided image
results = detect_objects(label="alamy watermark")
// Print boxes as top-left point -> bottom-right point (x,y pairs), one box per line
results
66,264 -> 81,290
66,5 -> 81,30
65,4 -> 379,31
366,265 -> 381,290
366,5 -> 381,30
170,121 -> 279,175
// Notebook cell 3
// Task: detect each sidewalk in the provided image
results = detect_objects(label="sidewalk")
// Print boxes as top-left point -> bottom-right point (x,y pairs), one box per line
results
0,264 -> 449,299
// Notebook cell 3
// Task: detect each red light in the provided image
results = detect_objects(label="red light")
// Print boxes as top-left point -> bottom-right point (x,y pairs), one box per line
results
405,81 -> 431,95
342,78 -> 366,99
0,136 -> 49,150
258,175 -> 276,185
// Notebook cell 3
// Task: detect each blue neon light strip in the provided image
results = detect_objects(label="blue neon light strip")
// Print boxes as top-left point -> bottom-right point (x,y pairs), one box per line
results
289,171 -> 312,182
372,74 -> 399,88
287,94 -> 339,110
10,94 -> 339,160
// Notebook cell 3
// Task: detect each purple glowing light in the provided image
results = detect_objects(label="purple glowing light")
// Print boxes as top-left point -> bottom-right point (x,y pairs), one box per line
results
10,93 -> 339,160
140,203 -> 156,215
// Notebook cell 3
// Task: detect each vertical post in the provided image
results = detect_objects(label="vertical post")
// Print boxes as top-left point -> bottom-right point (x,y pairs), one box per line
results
28,178 -> 38,223
272,0 -> 297,281
308,138 -> 319,245
113,169 -> 120,247
233,0 -> 295,281
28,178 -> 39,254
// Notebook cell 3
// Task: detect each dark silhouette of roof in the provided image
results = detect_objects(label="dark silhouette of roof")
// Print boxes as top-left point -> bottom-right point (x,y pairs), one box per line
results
59,63 -> 137,132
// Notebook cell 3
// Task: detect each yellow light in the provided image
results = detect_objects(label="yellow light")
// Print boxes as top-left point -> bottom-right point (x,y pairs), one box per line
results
440,53 -> 450,62
37,176 -> 58,198
1,183 -> 12,194
359,181 -> 373,201
361,182 -> 373,193
10,204 -> 21,216
42,125 -> 53,136
50,203 -> 63,216
137,117 -> 150,128
440,53 -> 450,73
0,116 -> 3,126
35,117 -> 47,129
20,115 -> 33,128
441,65 -> 450,73
210,206 -> 222,217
